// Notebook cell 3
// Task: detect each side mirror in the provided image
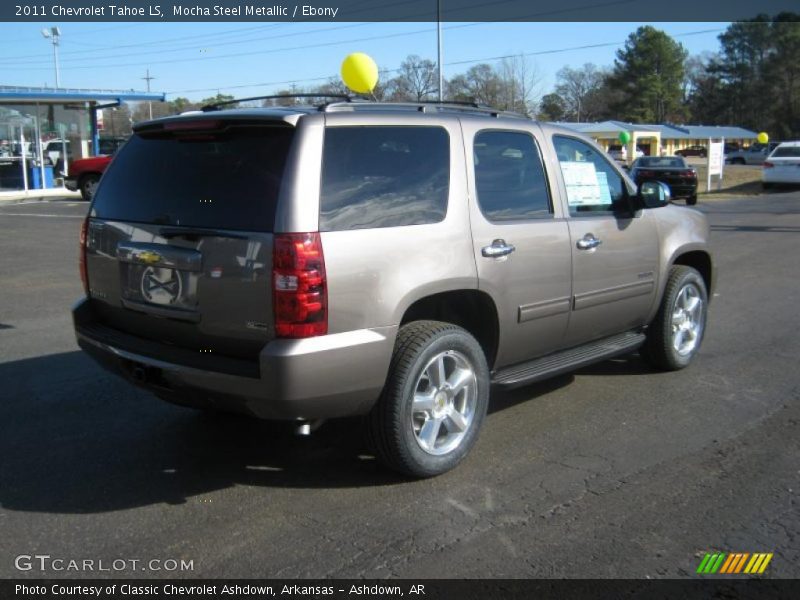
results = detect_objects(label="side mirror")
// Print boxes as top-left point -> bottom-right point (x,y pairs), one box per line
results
636,180 -> 671,209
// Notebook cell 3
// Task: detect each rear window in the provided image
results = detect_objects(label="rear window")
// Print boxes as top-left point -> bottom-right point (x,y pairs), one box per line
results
320,126 -> 449,231
638,157 -> 685,168
91,125 -> 294,232
772,146 -> 800,158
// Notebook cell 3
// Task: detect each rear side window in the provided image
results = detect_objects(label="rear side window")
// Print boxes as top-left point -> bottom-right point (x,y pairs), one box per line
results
91,125 -> 293,232
772,146 -> 800,158
320,126 -> 449,231
473,130 -> 551,221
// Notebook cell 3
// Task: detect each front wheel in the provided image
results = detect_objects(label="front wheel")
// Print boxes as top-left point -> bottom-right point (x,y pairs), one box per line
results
641,266 -> 708,371
368,320 -> 490,477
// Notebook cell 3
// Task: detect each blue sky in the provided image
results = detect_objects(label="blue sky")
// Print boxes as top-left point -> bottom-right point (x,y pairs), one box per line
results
0,21 -> 726,101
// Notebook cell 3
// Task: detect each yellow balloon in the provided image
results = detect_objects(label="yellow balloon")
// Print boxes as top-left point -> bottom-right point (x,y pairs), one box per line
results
757,132 -> 769,144
341,53 -> 378,94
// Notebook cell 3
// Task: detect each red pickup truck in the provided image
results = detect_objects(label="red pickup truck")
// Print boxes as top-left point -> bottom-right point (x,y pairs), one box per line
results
64,155 -> 112,201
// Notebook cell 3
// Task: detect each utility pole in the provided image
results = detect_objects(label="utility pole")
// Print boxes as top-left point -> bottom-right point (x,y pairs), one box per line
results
142,69 -> 156,120
41,27 -> 61,88
437,0 -> 443,102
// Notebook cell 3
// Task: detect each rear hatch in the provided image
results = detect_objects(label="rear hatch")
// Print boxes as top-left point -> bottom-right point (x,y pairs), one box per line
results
84,117 -> 295,364
765,145 -> 800,177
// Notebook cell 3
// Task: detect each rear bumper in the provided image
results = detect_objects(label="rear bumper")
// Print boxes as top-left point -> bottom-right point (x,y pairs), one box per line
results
634,178 -> 696,198
64,177 -> 78,192
666,184 -> 697,198
763,170 -> 800,184
73,298 -> 396,420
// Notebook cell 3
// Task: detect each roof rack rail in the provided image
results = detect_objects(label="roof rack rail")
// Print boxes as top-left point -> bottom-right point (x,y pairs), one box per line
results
201,93 -> 353,112
322,100 -> 528,119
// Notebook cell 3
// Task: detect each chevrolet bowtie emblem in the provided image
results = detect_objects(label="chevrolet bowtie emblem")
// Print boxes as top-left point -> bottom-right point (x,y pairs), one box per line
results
136,250 -> 163,265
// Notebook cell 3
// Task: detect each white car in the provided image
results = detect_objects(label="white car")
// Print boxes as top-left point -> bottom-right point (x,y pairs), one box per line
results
607,145 -> 644,162
762,141 -> 800,188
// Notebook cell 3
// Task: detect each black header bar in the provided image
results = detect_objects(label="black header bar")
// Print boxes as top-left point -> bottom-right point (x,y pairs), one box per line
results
4,0 -> 800,23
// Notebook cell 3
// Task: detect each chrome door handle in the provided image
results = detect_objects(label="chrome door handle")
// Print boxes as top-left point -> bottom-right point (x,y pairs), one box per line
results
482,239 -> 516,258
576,234 -> 602,250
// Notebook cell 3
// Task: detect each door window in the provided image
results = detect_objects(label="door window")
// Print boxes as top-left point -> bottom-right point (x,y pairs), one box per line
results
553,135 -> 627,215
473,130 -> 552,222
320,126 -> 449,231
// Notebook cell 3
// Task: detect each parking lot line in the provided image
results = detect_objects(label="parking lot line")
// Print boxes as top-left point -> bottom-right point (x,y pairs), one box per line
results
0,213 -> 83,219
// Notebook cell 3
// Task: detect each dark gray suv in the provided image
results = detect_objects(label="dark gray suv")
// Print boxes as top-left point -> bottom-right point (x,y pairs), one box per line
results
74,100 -> 714,477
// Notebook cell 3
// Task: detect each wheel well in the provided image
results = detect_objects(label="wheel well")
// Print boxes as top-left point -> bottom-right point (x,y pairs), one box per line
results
401,290 -> 499,368
78,172 -> 101,185
673,251 -> 712,293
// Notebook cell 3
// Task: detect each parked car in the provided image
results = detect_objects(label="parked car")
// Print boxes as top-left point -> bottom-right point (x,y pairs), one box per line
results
43,139 -> 71,167
65,154 -> 112,201
726,142 -> 780,165
762,141 -> 800,189
629,156 -> 698,205
675,145 -> 707,158
73,100 -> 714,477
97,137 -> 128,156
607,144 -> 643,162
723,142 -> 741,155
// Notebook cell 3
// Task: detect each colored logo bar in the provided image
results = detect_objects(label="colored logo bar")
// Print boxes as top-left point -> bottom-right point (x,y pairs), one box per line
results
696,552 -> 773,574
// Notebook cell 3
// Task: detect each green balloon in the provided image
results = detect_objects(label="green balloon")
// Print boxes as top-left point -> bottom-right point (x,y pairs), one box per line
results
619,131 -> 631,144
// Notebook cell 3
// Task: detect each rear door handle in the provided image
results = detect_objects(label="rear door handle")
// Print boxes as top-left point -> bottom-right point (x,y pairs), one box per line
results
482,239 -> 516,258
576,234 -> 602,250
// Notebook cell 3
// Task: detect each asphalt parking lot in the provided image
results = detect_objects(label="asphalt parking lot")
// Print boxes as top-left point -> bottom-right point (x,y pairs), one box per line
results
0,192 -> 798,579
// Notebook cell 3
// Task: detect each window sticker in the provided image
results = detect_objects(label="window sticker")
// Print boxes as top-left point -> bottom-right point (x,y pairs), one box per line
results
594,171 -> 613,205
561,161 -> 605,207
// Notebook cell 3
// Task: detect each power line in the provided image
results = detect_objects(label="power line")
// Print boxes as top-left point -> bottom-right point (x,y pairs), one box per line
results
0,23 -> 294,65
2,24 -> 441,71
0,0 -> 637,68
164,27 -> 726,97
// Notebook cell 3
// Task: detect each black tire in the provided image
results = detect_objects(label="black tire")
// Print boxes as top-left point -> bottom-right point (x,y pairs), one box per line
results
762,182 -> 774,191
641,266 -> 708,371
686,195 -> 698,206
368,320 -> 490,478
79,174 -> 100,202
732,158 -> 745,165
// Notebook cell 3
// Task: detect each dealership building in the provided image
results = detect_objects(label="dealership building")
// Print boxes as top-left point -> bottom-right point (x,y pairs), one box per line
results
0,86 -> 164,196
557,120 -> 758,159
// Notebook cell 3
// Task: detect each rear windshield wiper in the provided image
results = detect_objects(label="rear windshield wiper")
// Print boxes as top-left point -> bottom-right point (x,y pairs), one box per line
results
159,227 -> 249,240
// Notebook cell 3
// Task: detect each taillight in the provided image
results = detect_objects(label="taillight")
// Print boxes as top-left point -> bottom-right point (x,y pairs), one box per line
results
639,170 -> 656,177
272,233 -> 327,338
79,216 -> 89,296
763,161 -> 774,169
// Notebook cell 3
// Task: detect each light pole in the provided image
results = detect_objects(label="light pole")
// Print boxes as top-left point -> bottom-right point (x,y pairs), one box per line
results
41,27 -> 61,88
142,69 -> 156,119
437,0 -> 443,102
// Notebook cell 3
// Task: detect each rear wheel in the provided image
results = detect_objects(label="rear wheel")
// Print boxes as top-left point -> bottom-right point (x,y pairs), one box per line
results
79,174 -> 100,201
368,320 -> 489,477
641,266 -> 708,371
686,195 -> 698,206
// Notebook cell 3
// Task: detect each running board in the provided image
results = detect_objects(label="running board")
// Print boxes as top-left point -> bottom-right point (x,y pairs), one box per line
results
492,331 -> 646,389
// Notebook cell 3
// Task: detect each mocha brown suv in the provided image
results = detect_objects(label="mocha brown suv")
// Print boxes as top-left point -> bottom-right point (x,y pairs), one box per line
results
73,99 -> 714,477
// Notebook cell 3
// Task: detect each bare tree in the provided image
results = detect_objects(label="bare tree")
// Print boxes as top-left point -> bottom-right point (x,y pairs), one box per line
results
555,63 -> 604,121
446,63 -> 503,106
389,55 -> 438,101
498,54 -> 542,116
